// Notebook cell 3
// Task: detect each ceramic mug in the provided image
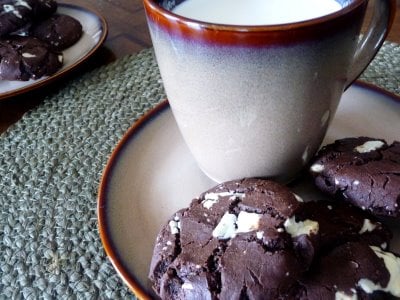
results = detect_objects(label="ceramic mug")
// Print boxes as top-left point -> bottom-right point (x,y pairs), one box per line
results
143,0 -> 396,183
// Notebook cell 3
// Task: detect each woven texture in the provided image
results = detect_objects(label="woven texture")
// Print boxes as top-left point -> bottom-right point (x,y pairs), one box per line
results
359,41 -> 400,95
0,43 -> 399,299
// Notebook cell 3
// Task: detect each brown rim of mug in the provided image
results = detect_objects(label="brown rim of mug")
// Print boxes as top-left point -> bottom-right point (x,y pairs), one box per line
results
143,0 -> 370,45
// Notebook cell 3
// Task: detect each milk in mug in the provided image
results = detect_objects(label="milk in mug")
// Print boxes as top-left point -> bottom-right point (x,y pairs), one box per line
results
172,0 -> 342,25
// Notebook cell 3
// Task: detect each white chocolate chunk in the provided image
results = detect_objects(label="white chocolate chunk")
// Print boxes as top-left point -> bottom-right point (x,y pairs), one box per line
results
293,193 -> 304,203
182,282 -> 194,290
22,52 -> 36,58
256,231 -> 264,239
212,212 -> 237,239
284,217 -> 319,238
3,4 -> 15,12
354,141 -> 384,153
202,191 -> 244,209
169,218 -> 180,235
16,0 -> 32,9
202,199 -> 218,210
357,246 -> 400,297
359,219 -> 377,234
12,9 -> 22,18
2,4 -> 25,18
212,211 -> 262,239
236,211 -> 261,234
310,163 -> 324,173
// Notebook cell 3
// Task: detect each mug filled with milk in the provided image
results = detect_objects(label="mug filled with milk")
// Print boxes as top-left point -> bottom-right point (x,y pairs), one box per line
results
143,0 -> 395,183
172,0 -> 342,25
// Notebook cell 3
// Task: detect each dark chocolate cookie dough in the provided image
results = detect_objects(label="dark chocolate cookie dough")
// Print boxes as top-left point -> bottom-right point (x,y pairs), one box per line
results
0,36 -> 62,80
309,137 -> 400,218
149,178 -> 397,299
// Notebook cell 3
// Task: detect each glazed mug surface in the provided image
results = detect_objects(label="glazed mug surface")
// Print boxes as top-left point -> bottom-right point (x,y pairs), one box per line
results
143,0 -> 396,183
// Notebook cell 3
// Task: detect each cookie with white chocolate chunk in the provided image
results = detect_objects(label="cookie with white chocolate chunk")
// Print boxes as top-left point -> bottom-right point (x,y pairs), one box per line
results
30,14 -> 83,51
148,178 -> 395,299
309,137 -> 400,218
0,35 -> 62,80
0,0 -> 83,81
293,200 -> 392,267
149,179 -> 306,299
297,241 -> 400,299
0,0 -> 57,37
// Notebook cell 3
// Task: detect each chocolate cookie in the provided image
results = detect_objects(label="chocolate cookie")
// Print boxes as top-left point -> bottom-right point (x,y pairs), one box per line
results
0,36 -> 62,80
0,0 -> 33,36
309,137 -> 400,218
29,0 -> 57,20
149,179 -> 310,299
31,14 -> 82,51
292,200 -> 392,267
0,0 -> 57,36
148,179 -> 393,299
298,241 -> 400,299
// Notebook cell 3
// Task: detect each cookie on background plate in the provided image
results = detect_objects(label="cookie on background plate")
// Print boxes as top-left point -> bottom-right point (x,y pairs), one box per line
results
309,137 -> 400,218
0,0 -> 57,37
29,0 -> 57,20
148,178 -> 397,299
0,0 -> 33,36
31,14 -> 83,51
0,36 -> 62,80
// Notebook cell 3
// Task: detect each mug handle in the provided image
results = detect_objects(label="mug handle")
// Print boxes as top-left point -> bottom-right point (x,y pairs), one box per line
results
345,0 -> 396,88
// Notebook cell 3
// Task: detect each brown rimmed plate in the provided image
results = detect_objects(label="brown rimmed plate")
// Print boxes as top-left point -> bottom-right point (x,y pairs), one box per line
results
98,83 -> 400,299
0,3 -> 108,101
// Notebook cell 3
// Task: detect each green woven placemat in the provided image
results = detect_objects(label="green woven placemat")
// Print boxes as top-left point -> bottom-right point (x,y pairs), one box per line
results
360,41 -> 400,94
0,43 -> 399,299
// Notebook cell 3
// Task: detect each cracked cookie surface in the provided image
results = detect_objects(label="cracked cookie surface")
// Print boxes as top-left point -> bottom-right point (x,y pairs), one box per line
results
148,178 -> 395,299
309,137 -> 400,218
149,179 -> 305,299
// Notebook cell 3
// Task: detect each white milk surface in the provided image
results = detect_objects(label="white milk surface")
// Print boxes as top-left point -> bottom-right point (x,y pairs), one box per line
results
172,0 -> 342,25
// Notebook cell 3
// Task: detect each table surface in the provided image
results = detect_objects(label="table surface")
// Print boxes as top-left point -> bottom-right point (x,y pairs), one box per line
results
0,0 -> 399,133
